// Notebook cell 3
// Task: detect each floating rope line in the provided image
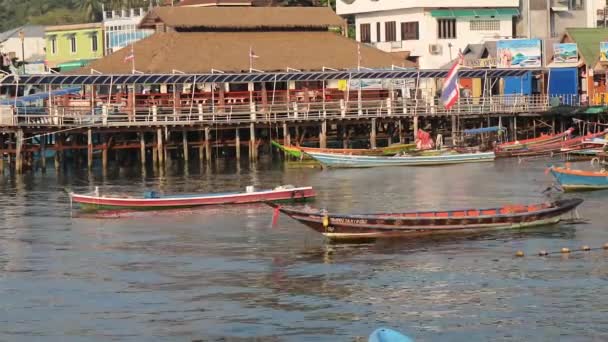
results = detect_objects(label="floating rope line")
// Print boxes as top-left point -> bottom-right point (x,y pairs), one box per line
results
515,243 -> 608,257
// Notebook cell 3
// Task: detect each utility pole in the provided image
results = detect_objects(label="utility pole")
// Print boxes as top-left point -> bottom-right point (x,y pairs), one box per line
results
18,30 -> 25,74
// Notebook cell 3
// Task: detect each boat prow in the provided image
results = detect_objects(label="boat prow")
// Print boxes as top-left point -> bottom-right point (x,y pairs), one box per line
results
549,166 -> 608,192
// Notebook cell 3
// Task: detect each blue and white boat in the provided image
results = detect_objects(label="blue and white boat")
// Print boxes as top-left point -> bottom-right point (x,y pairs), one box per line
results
304,150 -> 495,168
549,165 -> 608,192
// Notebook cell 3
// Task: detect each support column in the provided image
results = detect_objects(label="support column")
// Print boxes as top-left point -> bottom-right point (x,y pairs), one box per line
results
140,132 -> 146,168
204,127 -> 211,163
513,116 -> 518,141
370,118 -> 377,149
157,128 -> 164,168
87,128 -> 93,170
319,121 -> 327,148
101,135 -> 108,172
249,123 -> 256,161
182,130 -> 189,162
0,135 -> 4,174
235,128 -> 241,161
282,122 -> 291,147
343,125 -> 349,149
39,135 -> 46,171
412,116 -> 419,142
451,115 -> 458,146
54,134 -> 61,170
198,130 -> 204,161
398,120 -> 405,144
15,129 -> 23,173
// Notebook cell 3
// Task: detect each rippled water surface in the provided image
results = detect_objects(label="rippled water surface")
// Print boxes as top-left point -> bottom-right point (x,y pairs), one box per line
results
1,158 -> 607,341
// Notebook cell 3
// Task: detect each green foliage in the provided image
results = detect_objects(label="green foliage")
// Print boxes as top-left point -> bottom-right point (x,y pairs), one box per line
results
0,0 -> 151,31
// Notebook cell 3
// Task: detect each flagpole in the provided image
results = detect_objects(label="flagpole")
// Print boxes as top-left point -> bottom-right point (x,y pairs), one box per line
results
249,46 -> 253,72
131,44 -> 135,74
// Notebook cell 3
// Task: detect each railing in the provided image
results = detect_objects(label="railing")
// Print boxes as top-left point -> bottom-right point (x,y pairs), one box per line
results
0,95 -> 564,128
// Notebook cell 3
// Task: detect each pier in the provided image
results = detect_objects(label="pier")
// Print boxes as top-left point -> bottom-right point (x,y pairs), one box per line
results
0,68 -> 591,174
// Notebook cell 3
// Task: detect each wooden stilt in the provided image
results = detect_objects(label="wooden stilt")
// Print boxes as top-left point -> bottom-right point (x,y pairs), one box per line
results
0,135 -> 4,174
412,116 -> 418,142
87,128 -> 93,170
40,134 -> 46,171
157,128 -> 164,168
343,125 -> 348,149
102,135 -> 108,172
15,129 -> 23,173
283,122 -> 291,147
319,121 -> 327,148
370,118 -> 377,149
204,127 -> 211,163
451,115 -> 458,146
182,130 -> 189,162
235,128 -> 241,161
198,130 -> 204,162
249,123 -> 256,161
140,132 -> 146,167
54,134 -> 61,170
513,116 -> 518,141
398,120 -> 404,144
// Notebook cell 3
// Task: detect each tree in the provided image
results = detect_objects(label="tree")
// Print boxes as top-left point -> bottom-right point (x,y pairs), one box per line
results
80,0 -> 102,21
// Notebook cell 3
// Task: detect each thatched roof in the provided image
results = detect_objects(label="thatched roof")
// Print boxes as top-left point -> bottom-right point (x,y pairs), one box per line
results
138,6 -> 345,30
77,31 -> 409,74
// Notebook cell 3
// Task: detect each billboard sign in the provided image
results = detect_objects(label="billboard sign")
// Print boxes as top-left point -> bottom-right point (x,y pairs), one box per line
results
553,43 -> 578,63
497,39 -> 542,68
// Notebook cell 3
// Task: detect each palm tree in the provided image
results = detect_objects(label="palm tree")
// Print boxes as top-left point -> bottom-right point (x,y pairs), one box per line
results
80,0 -> 102,21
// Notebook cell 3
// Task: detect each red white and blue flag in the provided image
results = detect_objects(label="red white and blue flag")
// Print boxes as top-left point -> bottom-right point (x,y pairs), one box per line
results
440,52 -> 463,110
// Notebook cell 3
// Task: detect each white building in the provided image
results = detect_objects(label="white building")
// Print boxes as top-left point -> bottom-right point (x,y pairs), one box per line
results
0,26 -> 45,62
337,0 -> 520,69
102,7 -> 154,56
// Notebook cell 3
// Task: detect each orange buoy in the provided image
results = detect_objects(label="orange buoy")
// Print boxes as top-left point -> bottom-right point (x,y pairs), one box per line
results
515,251 -> 525,257
561,247 -> 571,254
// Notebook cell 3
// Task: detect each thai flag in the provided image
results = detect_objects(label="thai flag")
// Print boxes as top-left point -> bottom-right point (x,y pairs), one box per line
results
440,52 -> 463,110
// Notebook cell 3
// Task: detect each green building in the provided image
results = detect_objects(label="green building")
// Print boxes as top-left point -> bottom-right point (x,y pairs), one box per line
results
45,23 -> 103,72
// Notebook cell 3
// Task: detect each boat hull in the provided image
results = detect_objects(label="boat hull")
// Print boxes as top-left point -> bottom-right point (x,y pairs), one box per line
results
550,167 -> 608,192
305,151 -> 495,168
274,198 -> 583,241
71,186 -> 315,212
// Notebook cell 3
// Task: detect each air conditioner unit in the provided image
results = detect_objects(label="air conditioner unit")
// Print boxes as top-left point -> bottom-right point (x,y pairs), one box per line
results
429,44 -> 442,55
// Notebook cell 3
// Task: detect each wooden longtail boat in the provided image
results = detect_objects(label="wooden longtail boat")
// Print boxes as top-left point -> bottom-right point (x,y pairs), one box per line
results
549,166 -> 608,191
495,130 -> 608,158
70,185 -> 315,212
497,129 -> 574,151
271,140 -> 416,158
270,198 -> 584,241
304,150 -> 495,168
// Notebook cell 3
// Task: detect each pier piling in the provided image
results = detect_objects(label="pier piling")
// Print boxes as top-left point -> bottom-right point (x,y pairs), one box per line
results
15,129 -> 23,173
320,121 -> 327,148
140,132 -> 146,167
157,128 -> 164,168
370,118 -> 377,149
182,130 -> 189,162
87,128 -> 93,170
204,127 -> 211,163
413,116 -> 419,141
40,135 -> 46,171
235,128 -> 241,161
249,123 -> 256,161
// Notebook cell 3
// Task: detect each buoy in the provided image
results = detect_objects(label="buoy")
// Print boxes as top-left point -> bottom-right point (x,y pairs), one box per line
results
322,215 -> 329,228
582,245 -> 591,251
538,250 -> 548,256
515,251 -> 525,257
561,247 -> 571,254
603,243 -> 608,250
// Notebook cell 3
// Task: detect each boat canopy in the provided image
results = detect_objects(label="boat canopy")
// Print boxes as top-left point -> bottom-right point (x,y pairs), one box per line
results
0,86 -> 81,106
464,126 -> 505,135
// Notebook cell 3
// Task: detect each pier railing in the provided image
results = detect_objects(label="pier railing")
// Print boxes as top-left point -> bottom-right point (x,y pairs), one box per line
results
1,94 -> 557,128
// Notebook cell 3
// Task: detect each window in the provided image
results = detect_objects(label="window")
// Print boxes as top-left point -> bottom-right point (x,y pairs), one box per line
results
360,23 -> 371,43
69,35 -> 77,54
50,37 -> 57,55
470,20 -> 500,31
385,21 -> 396,42
91,33 -> 98,52
376,22 -> 380,42
438,19 -> 456,39
400,21 -> 419,40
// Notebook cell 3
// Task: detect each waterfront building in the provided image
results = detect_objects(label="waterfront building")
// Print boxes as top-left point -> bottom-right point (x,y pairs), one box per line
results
102,7 -> 154,56
337,0 -> 520,69
45,23 -> 104,72
0,25 -> 46,72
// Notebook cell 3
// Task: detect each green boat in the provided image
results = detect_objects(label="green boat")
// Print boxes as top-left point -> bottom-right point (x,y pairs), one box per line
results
271,140 -> 417,158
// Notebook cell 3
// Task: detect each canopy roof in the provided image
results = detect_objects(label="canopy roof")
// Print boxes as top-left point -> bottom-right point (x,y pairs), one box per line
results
0,69 -> 544,86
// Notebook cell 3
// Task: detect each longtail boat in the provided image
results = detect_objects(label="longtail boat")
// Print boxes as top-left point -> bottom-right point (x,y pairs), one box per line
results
497,129 -> 574,151
270,198 -> 583,241
70,185 -> 315,212
271,140 -> 416,158
549,166 -> 608,192
304,150 -> 495,168
495,130 -> 608,158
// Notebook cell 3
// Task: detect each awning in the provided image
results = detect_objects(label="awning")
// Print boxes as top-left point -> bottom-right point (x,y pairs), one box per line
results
57,60 -> 94,72
0,86 -> 81,106
464,126 -> 505,135
430,8 -> 519,18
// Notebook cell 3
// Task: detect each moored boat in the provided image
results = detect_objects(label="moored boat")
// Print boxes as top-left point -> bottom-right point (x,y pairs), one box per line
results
495,130 -> 608,158
496,129 -> 573,151
271,140 -> 416,158
70,185 -> 315,212
549,166 -> 608,192
271,198 -> 584,241
305,150 -> 495,168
